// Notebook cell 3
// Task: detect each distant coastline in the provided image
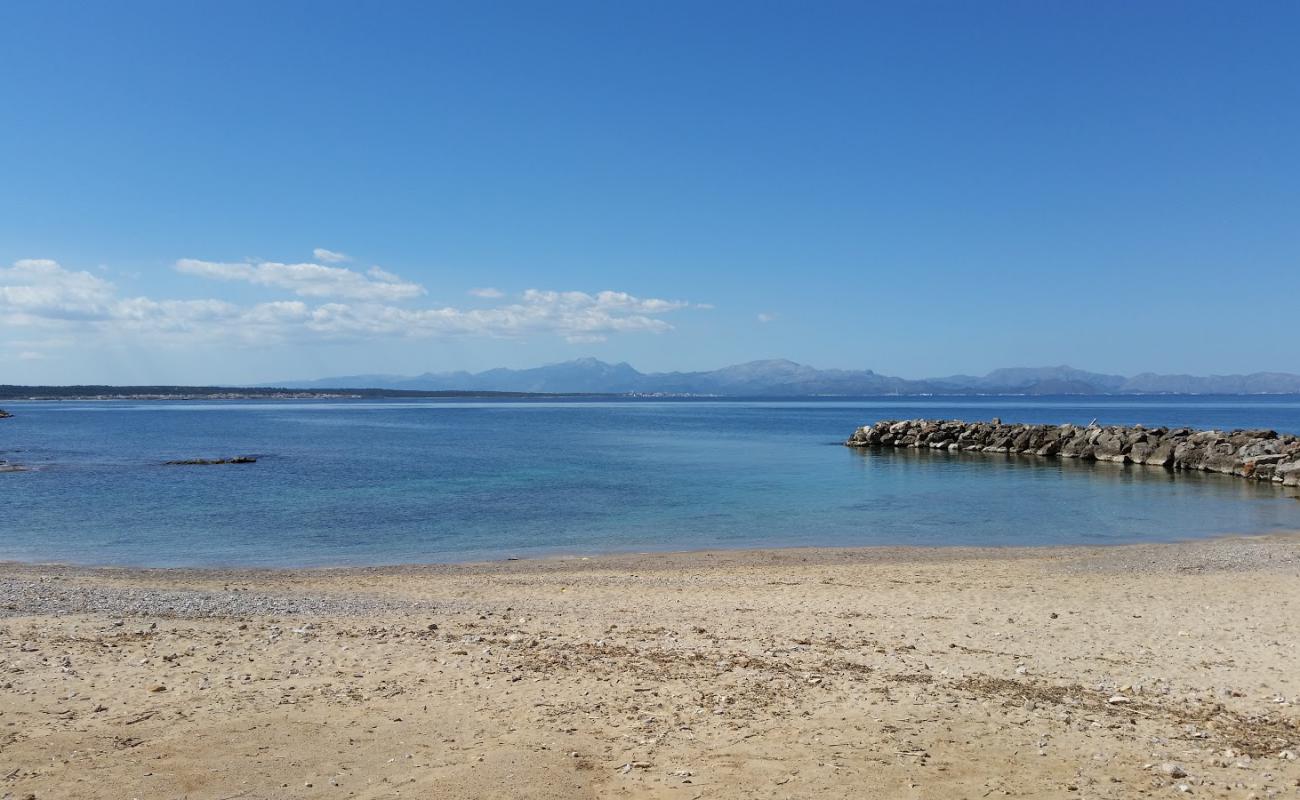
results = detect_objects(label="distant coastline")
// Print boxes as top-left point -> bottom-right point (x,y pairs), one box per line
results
269,358 -> 1300,397
0,386 -> 603,402
4,385 -> 1300,403
9,361 -> 1300,401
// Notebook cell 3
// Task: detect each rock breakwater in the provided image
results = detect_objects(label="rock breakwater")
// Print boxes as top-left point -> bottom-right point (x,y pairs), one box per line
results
846,419 -> 1300,487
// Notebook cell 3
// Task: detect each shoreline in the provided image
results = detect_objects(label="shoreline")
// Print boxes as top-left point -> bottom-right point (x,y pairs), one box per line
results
1,533 -> 1297,797
3,528 -> 1300,583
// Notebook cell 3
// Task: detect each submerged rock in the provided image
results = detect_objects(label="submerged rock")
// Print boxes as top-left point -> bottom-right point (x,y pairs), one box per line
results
0,409 -> 12,419
846,419 -> 1300,486
164,456 -> 258,466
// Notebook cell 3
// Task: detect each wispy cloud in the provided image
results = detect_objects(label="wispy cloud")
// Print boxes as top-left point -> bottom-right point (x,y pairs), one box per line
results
757,312 -> 777,323
312,248 -> 350,263
1,257 -> 699,354
175,258 -> 426,302
469,287 -> 504,299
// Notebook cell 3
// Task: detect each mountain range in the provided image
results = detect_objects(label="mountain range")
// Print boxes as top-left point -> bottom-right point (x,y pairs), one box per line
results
274,359 -> 1300,396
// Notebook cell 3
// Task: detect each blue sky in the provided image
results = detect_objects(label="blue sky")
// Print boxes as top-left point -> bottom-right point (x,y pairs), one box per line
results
2,1 -> 1297,384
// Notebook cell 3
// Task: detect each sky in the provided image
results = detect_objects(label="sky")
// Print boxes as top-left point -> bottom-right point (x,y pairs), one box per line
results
2,1 -> 1298,385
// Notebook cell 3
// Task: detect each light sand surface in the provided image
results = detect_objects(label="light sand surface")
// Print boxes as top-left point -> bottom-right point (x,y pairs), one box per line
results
1,536 -> 1298,799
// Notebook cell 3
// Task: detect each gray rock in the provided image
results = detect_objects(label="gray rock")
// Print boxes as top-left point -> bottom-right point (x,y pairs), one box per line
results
846,419 -> 1300,488
1159,762 -> 1188,778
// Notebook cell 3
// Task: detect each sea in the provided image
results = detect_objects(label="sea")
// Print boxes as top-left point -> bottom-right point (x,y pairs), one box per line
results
2,396 -> 1299,568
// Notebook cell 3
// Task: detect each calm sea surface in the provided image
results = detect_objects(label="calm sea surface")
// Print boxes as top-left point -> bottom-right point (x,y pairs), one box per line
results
2,396 -> 1300,567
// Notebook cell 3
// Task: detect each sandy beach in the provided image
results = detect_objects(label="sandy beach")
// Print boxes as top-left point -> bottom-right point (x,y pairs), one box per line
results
1,536 -> 1298,799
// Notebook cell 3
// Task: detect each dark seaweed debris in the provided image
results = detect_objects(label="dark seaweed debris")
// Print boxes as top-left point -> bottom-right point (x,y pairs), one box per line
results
164,456 -> 258,466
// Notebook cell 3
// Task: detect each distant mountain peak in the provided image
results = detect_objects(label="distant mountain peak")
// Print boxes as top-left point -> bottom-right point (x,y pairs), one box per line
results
274,361 -> 1300,396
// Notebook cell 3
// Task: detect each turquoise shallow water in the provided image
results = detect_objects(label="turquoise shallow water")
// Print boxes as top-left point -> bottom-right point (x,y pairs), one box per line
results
2,396 -> 1299,567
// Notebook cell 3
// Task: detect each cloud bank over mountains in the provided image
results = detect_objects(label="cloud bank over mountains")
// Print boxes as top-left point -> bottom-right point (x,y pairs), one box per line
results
0,251 -> 698,360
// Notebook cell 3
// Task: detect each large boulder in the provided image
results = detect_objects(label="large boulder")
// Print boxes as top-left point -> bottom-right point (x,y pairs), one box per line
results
1092,429 -> 1130,463
1277,461 -> 1300,487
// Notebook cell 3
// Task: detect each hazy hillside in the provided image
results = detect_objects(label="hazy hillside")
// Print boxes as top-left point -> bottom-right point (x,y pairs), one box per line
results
277,360 -> 1300,396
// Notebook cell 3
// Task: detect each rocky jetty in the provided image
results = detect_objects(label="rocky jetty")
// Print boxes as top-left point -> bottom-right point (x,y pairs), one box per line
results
846,419 -> 1300,487
164,456 -> 257,466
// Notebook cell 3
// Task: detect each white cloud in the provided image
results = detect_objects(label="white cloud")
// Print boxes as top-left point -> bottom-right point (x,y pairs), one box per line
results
1,258 -> 698,352
312,248 -> 350,263
469,287 -> 504,299
286,289 -> 686,343
175,258 -> 426,302
757,312 -> 777,323
0,259 -> 117,320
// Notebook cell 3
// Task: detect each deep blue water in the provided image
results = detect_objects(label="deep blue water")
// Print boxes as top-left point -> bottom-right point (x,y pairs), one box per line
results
2,396 -> 1299,567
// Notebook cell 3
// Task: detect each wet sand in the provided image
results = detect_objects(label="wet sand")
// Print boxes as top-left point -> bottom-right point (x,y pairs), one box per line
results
1,535 -> 1298,798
